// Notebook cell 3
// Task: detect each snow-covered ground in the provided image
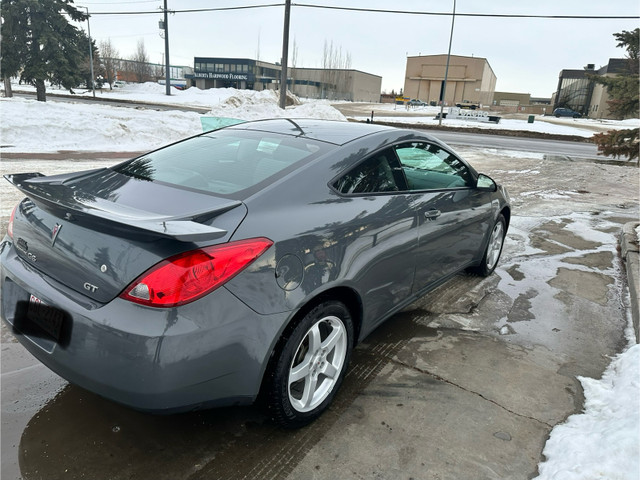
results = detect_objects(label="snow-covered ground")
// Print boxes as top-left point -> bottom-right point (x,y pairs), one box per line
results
2,81 -> 638,153
1,82 -> 639,479
348,102 -> 639,138
0,83 -> 347,153
535,344 -> 639,480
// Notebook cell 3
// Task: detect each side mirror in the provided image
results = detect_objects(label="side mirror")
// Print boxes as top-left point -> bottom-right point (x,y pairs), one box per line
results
476,174 -> 497,192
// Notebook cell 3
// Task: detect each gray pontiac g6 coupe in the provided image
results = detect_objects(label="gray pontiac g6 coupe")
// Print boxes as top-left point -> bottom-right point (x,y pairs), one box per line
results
1,119 -> 510,427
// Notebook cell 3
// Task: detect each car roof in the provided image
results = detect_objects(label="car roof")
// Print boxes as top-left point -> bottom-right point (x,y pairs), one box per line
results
225,118 -> 394,146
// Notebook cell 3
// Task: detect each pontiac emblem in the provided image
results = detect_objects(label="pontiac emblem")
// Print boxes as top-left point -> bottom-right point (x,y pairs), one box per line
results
51,223 -> 62,247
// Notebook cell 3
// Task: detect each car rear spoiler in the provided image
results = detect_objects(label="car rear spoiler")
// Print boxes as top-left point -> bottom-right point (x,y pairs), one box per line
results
5,172 -> 238,242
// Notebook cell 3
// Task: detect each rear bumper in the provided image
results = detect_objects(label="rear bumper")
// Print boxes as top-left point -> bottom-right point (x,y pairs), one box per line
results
0,238 -> 289,412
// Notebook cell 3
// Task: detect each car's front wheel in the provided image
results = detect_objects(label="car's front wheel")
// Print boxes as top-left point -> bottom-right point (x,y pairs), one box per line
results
267,300 -> 353,428
472,214 -> 507,277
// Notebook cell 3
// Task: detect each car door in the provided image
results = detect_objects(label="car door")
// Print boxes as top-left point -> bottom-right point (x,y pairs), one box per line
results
392,141 -> 494,293
332,149 -> 418,325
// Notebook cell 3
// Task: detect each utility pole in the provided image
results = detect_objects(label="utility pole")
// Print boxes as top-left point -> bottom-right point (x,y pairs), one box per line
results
438,0 -> 456,126
279,0 -> 291,109
163,0 -> 171,96
80,6 -> 96,97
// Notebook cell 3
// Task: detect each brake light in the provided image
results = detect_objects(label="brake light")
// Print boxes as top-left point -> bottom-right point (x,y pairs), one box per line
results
7,204 -> 17,239
121,237 -> 273,307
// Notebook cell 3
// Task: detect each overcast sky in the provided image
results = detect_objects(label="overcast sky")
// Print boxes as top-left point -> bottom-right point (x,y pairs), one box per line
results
76,0 -> 639,97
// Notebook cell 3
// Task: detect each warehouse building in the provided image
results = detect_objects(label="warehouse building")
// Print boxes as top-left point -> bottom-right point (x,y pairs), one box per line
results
404,54 -> 497,107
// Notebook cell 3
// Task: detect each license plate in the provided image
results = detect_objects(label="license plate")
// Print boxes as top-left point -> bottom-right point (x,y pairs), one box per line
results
27,294 -> 63,341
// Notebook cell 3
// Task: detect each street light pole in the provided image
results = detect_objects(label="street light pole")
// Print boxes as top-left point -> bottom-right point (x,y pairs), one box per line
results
279,0 -> 291,110
438,0 -> 456,126
163,0 -> 171,96
81,6 -> 96,98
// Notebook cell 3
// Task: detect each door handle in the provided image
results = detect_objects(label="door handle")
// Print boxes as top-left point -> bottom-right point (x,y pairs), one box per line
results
424,209 -> 441,220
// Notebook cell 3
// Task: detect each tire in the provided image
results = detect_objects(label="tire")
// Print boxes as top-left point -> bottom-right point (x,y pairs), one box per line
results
267,300 -> 353,428
472,214 -> 507,277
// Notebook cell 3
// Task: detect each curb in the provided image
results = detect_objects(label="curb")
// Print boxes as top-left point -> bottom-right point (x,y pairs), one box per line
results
620,222 -> 640,343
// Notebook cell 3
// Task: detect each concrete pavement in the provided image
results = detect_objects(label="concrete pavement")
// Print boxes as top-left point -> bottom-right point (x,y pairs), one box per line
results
1,148 -> 638,480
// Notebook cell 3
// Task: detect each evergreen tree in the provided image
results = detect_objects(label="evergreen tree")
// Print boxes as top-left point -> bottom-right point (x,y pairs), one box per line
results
1,0 -> 88,101
0,0 -> 28,97
591,28 -> 639,162
593,29 -> 639,119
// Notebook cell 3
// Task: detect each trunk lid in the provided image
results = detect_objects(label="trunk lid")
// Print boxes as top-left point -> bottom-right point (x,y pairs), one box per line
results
6,169 -> 247,303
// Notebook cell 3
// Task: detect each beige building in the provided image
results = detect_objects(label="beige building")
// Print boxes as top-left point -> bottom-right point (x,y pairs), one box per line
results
492,91 -> 531,107
404,54 -> 497,107
290,68 -> 381,102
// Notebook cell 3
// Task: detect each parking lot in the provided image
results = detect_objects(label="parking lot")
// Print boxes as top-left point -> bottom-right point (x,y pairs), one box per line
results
1,146 -> 638,480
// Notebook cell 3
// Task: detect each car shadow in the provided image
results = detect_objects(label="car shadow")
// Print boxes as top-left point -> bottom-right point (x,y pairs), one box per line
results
17,310 -> 439,480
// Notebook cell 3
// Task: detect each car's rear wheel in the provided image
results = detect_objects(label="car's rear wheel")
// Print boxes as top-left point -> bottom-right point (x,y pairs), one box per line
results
267,300 -> 353,428
472,214 -> 506,277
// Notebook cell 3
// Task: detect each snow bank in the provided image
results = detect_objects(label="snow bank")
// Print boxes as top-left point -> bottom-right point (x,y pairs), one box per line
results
207,89 -> 346,122
535,344 -> 640,480
0,89 -> 345,152
0,97 -> 202,152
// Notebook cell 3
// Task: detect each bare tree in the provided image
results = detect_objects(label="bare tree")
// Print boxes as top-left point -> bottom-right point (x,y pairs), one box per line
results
129,39 -> 152,83
321,40 -> 353,100
290,36 -> 299,94
99,38 -> 119,89
255,29 -> 261,61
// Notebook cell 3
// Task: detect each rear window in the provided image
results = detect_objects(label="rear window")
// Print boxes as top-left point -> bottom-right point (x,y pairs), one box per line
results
113,130 -> 329,196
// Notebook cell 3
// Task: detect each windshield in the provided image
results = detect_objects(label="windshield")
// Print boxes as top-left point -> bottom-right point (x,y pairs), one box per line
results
113,130 -> 330,196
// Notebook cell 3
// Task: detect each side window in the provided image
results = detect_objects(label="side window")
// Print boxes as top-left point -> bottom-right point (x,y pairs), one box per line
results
395,142 -> 473,190
334,151 -> 400,195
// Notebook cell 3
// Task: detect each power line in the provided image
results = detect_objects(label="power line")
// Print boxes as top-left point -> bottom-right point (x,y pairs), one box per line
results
88,3 -> 285,15
82,0 -> 159,5
291,4 -> 640,20
86,2 -> 639,19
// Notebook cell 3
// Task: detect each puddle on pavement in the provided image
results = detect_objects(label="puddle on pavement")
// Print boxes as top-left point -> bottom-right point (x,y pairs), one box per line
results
548,268 -> 613,306
561,251 -> 614,270
17,314 -> 437,480
507,289 -> 537,323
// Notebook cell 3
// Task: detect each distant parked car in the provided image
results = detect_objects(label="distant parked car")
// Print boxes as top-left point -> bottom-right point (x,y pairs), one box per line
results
408,99 -> 427,107
112,81 -> 126,88
553,108 -> 582,118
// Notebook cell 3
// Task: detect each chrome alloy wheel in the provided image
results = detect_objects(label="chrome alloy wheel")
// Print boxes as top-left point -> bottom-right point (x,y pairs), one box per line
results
287,315 -> 348,413
485,220 -> 505,271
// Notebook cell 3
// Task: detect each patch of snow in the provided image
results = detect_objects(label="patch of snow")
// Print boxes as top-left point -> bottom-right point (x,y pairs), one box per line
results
354,114 -> 615,138
206,90 -> 346,122
1,97 -> 202,152
0,90 -> 346,152
535,344 -> 640,480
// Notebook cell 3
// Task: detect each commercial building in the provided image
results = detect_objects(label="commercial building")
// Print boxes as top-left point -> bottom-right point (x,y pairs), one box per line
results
289,67 -> 382,102
404,54 -> 497,107
552,59 -> 632,119
492,91 -> 531,107
188,57 -> 382,102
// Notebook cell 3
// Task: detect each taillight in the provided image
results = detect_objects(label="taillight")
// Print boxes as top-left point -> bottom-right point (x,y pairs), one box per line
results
121,237 -> 273,308
7,204 -> 18,239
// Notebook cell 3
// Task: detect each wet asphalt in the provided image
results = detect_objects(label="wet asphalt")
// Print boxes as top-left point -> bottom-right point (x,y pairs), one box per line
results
1,146 -> 638,480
